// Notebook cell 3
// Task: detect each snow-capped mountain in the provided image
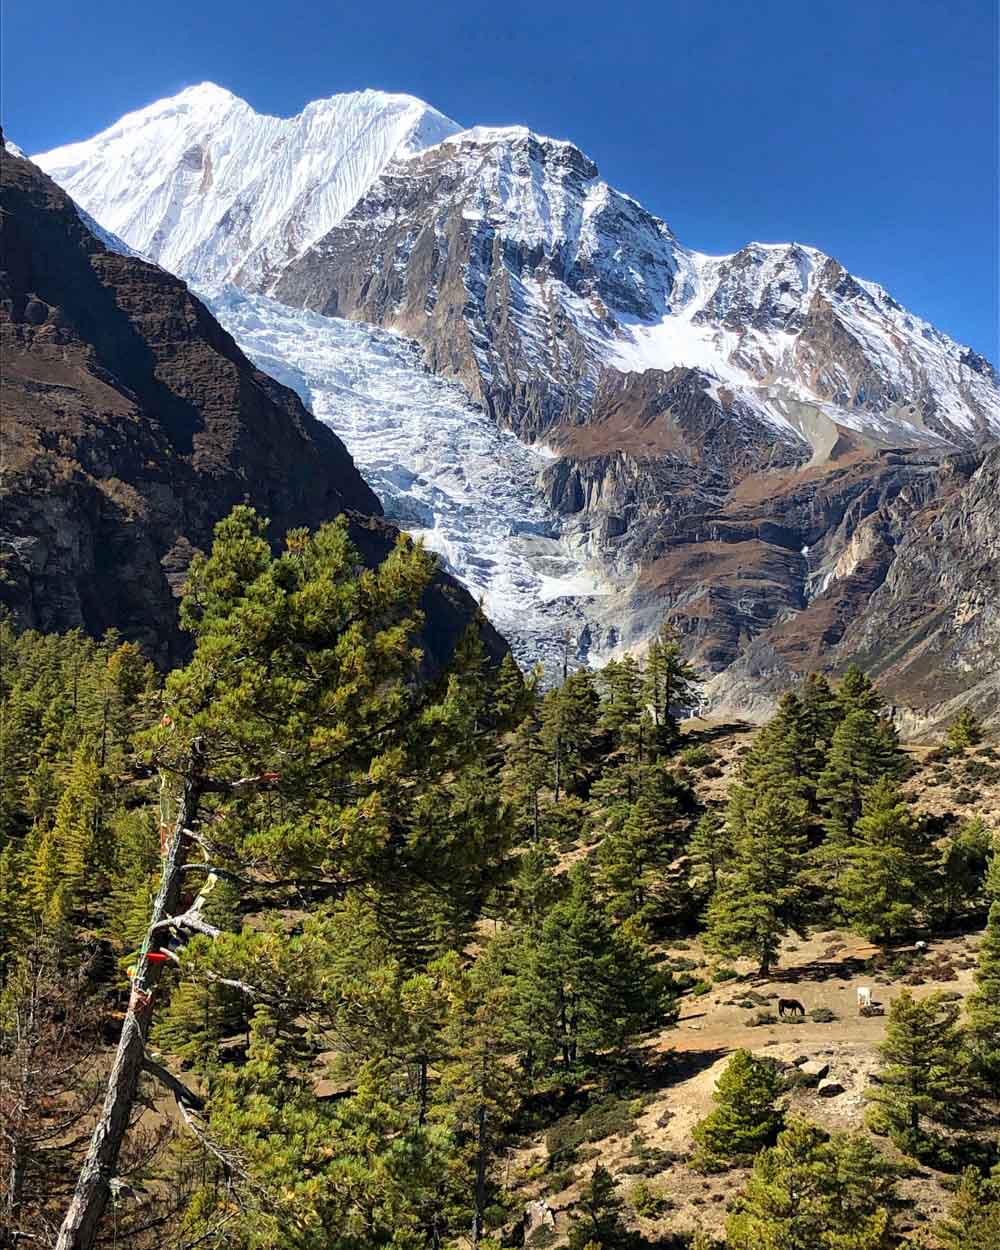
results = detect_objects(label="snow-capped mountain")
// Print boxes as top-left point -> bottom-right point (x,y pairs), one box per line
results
32,85 -> 1000,711
36,83 -> 460,289
273,125 -> 1000,454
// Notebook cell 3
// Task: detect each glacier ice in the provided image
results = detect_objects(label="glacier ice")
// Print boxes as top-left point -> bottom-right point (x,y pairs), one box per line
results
201,285 -> 611,672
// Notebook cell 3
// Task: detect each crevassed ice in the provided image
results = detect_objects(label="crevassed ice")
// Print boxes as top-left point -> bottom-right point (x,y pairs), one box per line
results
201,285 -> 610,671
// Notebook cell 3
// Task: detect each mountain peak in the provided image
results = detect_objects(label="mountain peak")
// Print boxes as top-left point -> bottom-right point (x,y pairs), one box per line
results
34,85 -> 460,287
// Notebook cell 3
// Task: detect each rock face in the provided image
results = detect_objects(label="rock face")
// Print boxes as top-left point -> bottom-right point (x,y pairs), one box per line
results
707,446 -> 1000,732
31,88 -> 1000,711
0,141 -> 505,671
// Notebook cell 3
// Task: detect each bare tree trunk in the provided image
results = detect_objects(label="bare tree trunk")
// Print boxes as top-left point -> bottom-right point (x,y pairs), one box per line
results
55,746 -> 205,1250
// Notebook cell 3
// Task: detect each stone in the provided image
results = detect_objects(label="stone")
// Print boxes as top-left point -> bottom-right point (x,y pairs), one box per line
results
798,1060 -> 830,1083
524,1200 -> 555,1239
817,1079 -> 846,1098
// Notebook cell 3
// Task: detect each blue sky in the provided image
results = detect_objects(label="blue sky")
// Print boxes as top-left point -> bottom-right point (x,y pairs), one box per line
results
4,0 -> 997,357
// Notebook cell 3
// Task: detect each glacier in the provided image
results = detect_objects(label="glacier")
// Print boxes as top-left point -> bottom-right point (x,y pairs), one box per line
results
200,285 -> 612,671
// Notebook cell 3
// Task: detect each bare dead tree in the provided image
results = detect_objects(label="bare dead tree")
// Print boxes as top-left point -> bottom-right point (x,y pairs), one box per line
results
54,739 -> 275,1250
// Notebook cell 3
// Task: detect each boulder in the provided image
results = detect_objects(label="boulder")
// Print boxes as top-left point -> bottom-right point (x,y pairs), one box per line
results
524,1200 -> 555,1239
817,1079 -> 846,1098
798,1060 -> 830,1083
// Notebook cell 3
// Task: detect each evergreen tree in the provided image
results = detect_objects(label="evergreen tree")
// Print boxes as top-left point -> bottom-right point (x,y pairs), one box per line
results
597,655 -> 646,761
595,762 -> 689,923
687,807 -> 732,900
796,673 -> 843,774
817,708 -> 906,859
433,950 -> 522,1247
936,816 -> 993,928
837,778 -> 936,947
540,669 -> 601,801
947,707 -> 984,751
691,1049 -> 785,1168
567,1165 -> 633,1250
965,900 -> 1000,1093
507,864 -> 670,1075
866,990 -> 965,1151
934,1166 -> 1000,1250
30,739 -> 107,929
0,842 -> 32,974
837,663 -> 885,716
726,1118 -> 898,1250
502,706 -> 550,842
642,622 -> 702,753
704,787 -> 810,975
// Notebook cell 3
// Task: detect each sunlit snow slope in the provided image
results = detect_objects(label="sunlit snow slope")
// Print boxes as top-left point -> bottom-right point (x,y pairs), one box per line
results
36,83 -> 460,289
201,286 -> 609,669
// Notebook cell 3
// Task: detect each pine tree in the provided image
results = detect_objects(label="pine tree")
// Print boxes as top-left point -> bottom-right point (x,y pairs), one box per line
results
507,864 -> 670,1075
539,669 -> 601,801
936,816 -> 993,928
704,786 -> 810,975
30,739 -> 107,930
947,707 -> 984,751
642,622 -> 701,753
817,708 -> 906,858
567,1165 -> 633,1250
433,950 -> 522,1247
687,807 -> 732,900
55,507 -> 517,1250
837,778 -> 936,947
595,761 -> 688,923
837,663 -> 885,716
0,842 -> 32,974
934,1166 -> 1000,1250
597,655 -> 646,761
865,990 -> 965,1151
965,900 -> 1000,1093
726,1118 -> 898,1250
502,707 -> 550,842
691,1049 -> 785,1168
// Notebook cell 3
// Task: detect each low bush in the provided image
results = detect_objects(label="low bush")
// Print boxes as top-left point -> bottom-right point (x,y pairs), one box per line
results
680,745 -> 715,768
809,1006 -> 837,1023
544,1094 -> 639,1162
748,1010 -> 778,1027
629,1178 -> 672,1217
545,1166 -> 577,1193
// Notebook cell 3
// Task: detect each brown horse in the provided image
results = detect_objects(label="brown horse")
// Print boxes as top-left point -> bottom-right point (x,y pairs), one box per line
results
778,997 -> 805,1018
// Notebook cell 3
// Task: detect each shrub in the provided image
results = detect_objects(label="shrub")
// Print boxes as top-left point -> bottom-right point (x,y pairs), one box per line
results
630,1178 -> 672,1217
809,1006 -> 837,1023
748,1010 -> 778,1027
545,1094 -> 638,1162
713,966 -> 739,983
690,980 -> 712,997
680,746 -> 715,768
546,1166 -> 577,1193
948,709 -> 983,751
